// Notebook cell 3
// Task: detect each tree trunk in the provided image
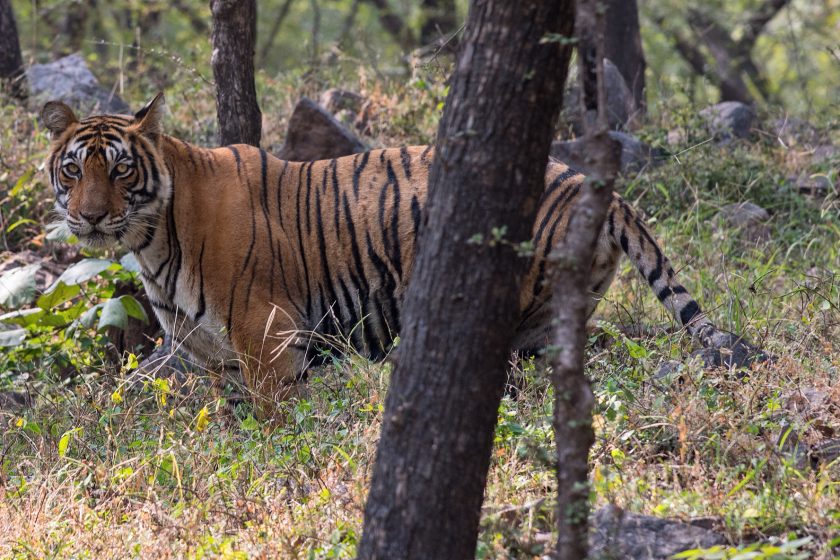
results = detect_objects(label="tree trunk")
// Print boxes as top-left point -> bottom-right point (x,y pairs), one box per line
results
364,0 -> 414,52
603,0 -> 645,116
420,0 -> 457,47
357,1 -> 574,559
0,0 -> 26,100
551,1 -> 622,557
210,0 -> 261,146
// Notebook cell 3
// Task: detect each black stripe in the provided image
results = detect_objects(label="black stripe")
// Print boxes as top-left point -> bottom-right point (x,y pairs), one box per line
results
353,151 -> 370,198
259,149 -> 277,301
679,301 -> 701,325
195,241 -> 206,320
399,147 -> 412,179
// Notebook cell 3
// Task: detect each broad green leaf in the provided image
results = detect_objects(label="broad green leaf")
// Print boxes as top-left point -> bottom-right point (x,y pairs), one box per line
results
119,295 -> 149,323
241,415 -> 259,431
119,253 -> 141,273
78,302 -> 104,328
0,328 -> 26,347
57,428 -> 81,458
0,307 -> 45,327
37,282 -> 80,310
48,258 -> 113,290
0,263 -> 41,309
98,298 -> 128,331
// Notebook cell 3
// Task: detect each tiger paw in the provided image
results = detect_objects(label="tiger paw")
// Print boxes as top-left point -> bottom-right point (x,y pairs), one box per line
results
694,330 -> 773,370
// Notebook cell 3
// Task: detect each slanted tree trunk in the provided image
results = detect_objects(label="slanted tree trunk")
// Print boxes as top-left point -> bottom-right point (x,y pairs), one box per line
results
357,1 -> 575,559
656,0 -> 790,104
0,0 -> 26,100
551,0 -> 622,557
603,0 -> 645,116
420,0 -> 457,47
210,0 -> 261,146
363,0 -> 414,52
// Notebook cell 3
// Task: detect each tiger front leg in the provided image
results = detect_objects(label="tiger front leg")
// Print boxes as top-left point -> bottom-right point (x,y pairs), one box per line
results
229,309 -> 310,422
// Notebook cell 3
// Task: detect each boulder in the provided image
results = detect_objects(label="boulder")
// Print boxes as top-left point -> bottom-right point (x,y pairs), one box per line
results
550,131 -> 664,175
562,59 -> 637,136
318,88 -> 364,115
276,97 -> 367,162
714,201 -> 770,243
770,117 -> 822,147
26,53 -> 130,114
699,101 -> 755,143
590,505 -> 726,560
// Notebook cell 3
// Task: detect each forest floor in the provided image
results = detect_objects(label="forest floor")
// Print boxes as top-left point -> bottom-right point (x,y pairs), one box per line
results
0,74 -> 838,559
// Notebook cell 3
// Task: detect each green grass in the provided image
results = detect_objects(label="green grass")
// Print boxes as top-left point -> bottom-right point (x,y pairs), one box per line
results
1,69 -> 839,559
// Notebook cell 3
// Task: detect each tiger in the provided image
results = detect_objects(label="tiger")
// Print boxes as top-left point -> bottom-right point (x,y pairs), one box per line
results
40,93 -> 756,418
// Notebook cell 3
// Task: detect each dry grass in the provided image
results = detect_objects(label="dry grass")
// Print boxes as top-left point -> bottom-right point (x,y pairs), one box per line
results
1,69 -> 839,559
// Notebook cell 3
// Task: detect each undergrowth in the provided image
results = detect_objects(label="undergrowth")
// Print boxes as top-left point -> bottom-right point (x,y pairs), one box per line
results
0,64 -> 838,559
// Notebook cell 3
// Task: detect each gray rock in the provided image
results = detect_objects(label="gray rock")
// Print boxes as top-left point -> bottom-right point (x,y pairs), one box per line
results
714,201 -> 771,243
699,101 -> 755,143
589,505 -> 726,560
563,59 -> 638,136
550,131 -> 664,175
792,175 -> 833,197
26,53 -> 129,114
318,88 -> 364,115
590,505 -> 726,560
770,117 -> 821,147
276,97 -> 367,162
0,390 -> 32,414
811,144 -> 839,165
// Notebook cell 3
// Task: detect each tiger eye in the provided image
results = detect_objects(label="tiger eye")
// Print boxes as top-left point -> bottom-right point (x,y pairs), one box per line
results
64,163 -> 80,175
115,162 -> 131,175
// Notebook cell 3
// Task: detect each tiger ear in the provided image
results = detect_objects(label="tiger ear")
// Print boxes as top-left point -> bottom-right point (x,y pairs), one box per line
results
40,101 -> 78,138
134,92 -> 166,136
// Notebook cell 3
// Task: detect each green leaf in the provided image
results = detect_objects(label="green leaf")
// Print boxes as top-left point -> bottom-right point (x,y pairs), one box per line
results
0,307 -> 45,327
57,428 -> 81,458
119,253 -> 141,273
6,218 -> 37,233
0,328 -> 26,347
48,258 -> 113,290
98,298 -> 128,331
0,263 -> 41,309
10,168 -> 35,197
78,303 -> 104,328
119,295 -> 149,323
241,415 -> 259,431
37,282 -> 80,310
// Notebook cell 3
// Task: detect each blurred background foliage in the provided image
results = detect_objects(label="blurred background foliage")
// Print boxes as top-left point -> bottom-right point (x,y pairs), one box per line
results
8,0 -> 840,118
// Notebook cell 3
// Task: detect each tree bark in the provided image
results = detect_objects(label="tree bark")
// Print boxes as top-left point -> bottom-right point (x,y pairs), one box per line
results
551,0 -> 621,557
357,1 -> 574,559
210,0 -> 261,146
603,0 -> 645,116
0,0 -> 26,100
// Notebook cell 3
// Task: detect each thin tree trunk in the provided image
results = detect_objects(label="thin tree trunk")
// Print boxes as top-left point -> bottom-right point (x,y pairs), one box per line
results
603,0 -> 645,117
357,1 -> 574,559
363,0 -> 414,52
258,0 -> 294,66
210,0 -> 261,146
551,0 -> 622,557
420,0 -> 457,47
0,0 -> 26,100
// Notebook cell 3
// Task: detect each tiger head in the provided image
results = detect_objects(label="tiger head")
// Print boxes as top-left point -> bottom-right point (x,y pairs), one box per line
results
41,93 -> 171,249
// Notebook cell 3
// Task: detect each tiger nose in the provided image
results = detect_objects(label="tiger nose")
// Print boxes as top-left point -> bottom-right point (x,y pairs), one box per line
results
80,210 -> 107,224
